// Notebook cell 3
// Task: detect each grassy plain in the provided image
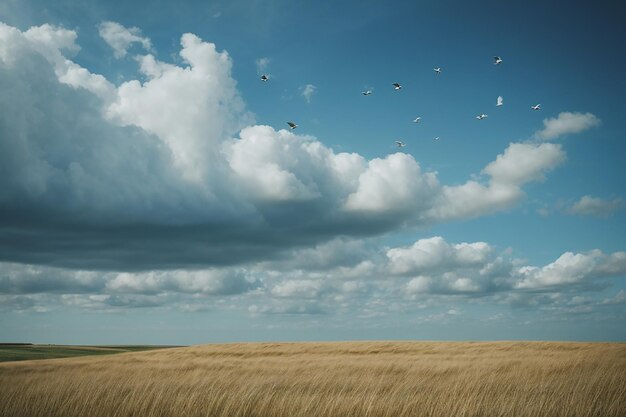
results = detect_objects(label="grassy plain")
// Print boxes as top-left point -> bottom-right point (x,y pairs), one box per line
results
0,344 -> 181,362
0,341 -> 624,417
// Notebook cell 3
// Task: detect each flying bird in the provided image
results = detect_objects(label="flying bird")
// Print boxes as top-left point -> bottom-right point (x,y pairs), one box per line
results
362,90 -> 373,95
392,83 -> 402,90
260,74 -> 269,81
433,136 -> 440,141
531,104 -> 541,111
434,67 -> 442,74
496,96 -> 503,106
494,56 -> 503,65
287,122 -> 298,129
395,141 -> 406,148
413,117 -> 421,123
476,114 -> 488,120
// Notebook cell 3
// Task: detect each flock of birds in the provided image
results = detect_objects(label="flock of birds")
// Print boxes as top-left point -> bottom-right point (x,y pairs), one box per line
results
260,56 -> 542,148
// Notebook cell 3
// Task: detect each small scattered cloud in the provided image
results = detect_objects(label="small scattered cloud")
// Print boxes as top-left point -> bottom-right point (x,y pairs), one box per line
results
98,21 -> 152,58
393,237 -> 626,296
105,269 -> 260,295
255,57 -> 270,73
482,142 -> 566,185
602,290 -> 625,305
537,207 -> 551,217
415,309 -> 463,324
271,279 -> 325,298
534,112 -> 601,141
567,195 -> 626,217
387,237 -> 492,276
301,84 -> 317,103
248,302 -> 326,315
515,250 -> 626,289
60,293 -> 166,310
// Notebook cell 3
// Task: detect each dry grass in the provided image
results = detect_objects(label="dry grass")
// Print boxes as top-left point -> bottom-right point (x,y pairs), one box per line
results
1,341 -> 625,417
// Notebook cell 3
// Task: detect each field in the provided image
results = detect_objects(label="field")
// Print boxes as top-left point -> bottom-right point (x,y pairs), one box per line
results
0,344 -> 181,362
0,341 -> 625,417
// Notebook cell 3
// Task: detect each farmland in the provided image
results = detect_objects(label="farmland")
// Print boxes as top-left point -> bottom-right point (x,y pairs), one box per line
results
0,344 -> 181,362
0,341 -> 624,417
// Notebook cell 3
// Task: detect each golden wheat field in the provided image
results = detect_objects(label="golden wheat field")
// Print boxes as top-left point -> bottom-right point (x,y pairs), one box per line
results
1,341 -> 625,417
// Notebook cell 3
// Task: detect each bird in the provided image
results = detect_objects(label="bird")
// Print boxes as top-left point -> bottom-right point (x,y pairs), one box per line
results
476,114 -> 488,120
395,141 -> 406,148
433,136 -> 440,141
413,117 -> 421,123
494,56 -> 503,65
287,122 -> 298,129
531,104 -> 541,111
496,96 -> 503,106
362,90 -> 372,95
260,74 -> 269,81
392,83 -> 402,90
434,67 -> 442,74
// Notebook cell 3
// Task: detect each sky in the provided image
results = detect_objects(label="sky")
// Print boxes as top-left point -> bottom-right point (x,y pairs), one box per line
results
1,0 -> 625,344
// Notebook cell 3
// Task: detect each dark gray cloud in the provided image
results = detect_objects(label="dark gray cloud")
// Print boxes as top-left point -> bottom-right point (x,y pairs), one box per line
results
0,263 -> 103,294
0,36 -> 401,271
0,294 -> 39,311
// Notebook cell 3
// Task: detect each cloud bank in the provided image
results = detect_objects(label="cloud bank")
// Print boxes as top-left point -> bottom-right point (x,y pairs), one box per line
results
1,236 -> 624,316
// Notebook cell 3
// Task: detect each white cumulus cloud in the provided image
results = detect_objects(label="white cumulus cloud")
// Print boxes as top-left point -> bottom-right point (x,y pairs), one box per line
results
271,279 -> 325,298
534,112 -> 601,141
515,250 -> 626,289
387,237 -> 492,276
482,142 -> 566,185
98,21 -> 152,58
344,153 -> 440,215
426,142 -> 566,222
108,33 -> 253,182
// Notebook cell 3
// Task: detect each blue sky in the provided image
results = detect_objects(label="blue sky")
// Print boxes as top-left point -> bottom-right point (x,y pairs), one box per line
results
0,0 -> 625,344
